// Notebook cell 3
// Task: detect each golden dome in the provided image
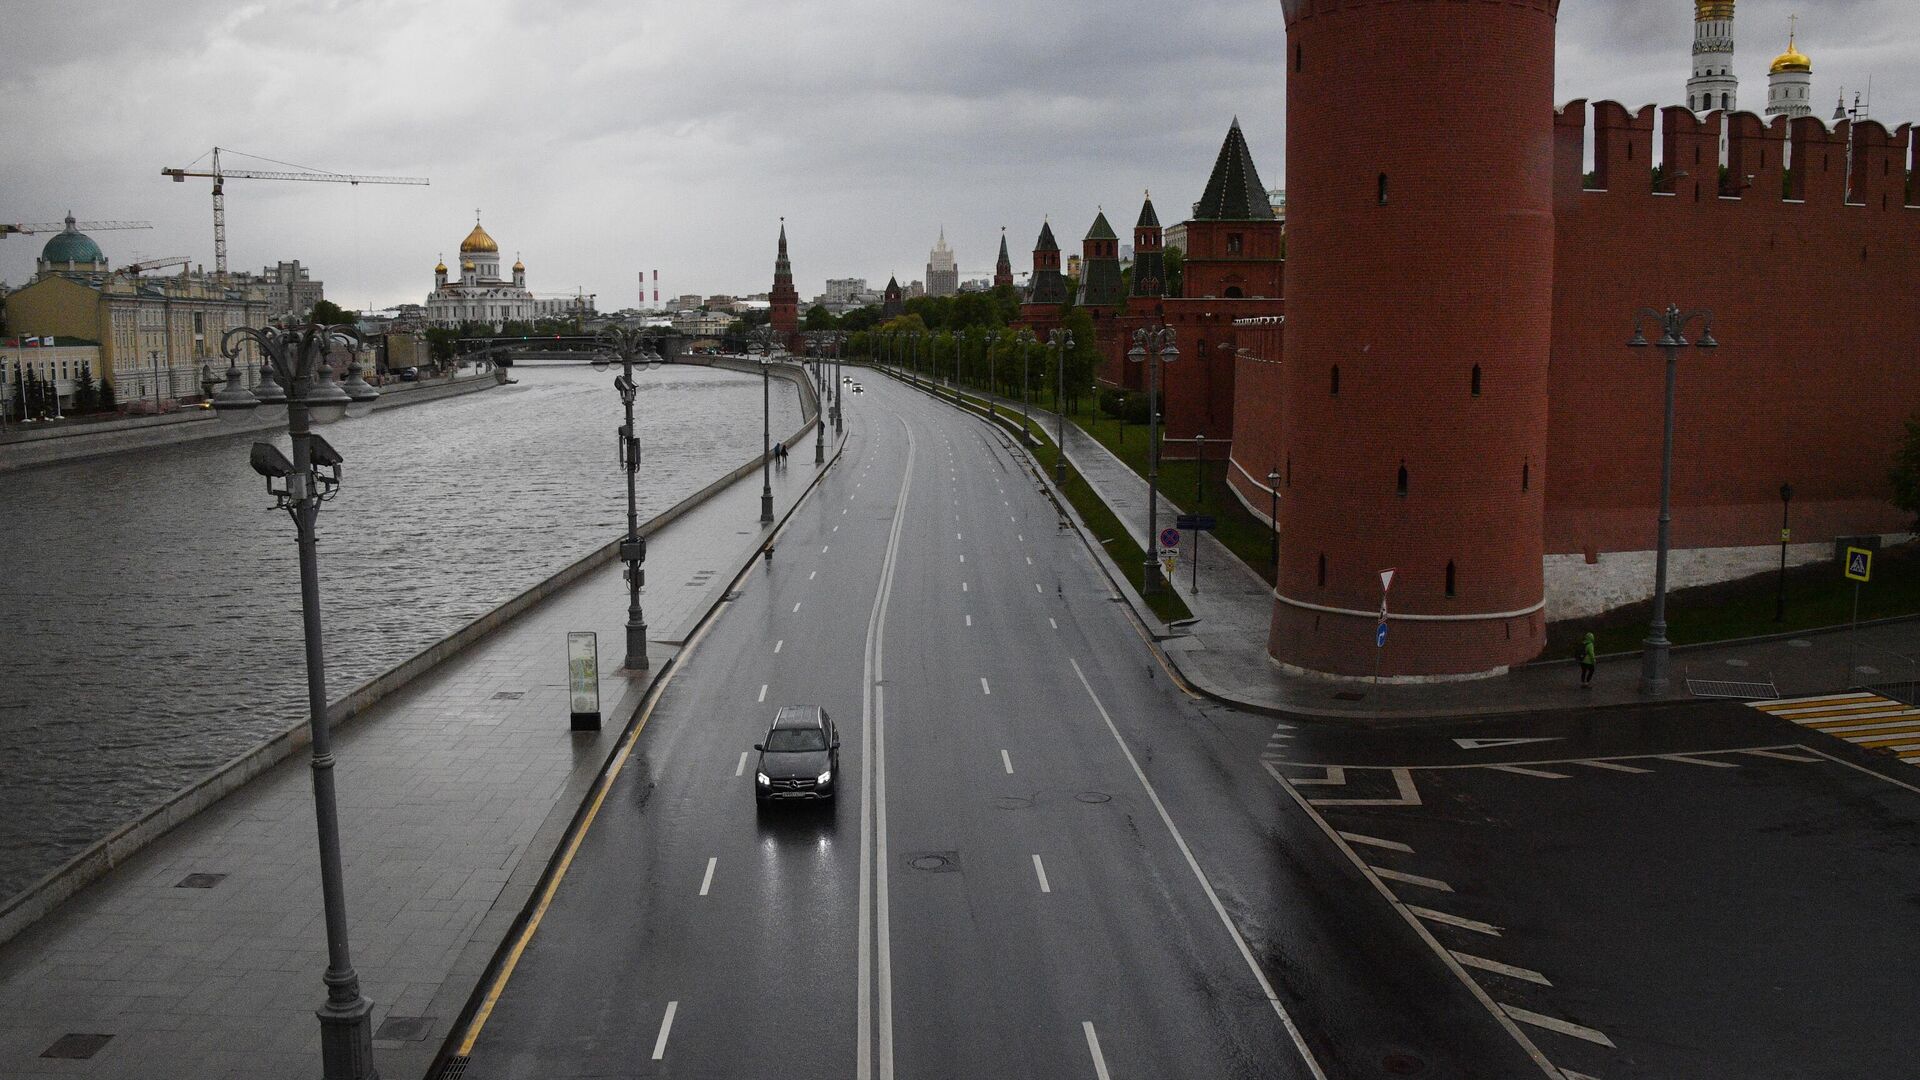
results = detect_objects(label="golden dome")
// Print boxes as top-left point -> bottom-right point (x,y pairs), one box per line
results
461,259 -> 476,271
512,257 -> 524,271
1695,1 -> 1735,20
460,222 -> 498,254
435,258 -> 447,273
1770,35 -> 1811,74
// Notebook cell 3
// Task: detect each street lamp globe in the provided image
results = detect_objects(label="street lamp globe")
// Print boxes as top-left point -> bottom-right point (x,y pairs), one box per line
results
210,359 -> 260,423
254,361 -> 289,405
340,357 -> 380,419
307,360 -> 352,425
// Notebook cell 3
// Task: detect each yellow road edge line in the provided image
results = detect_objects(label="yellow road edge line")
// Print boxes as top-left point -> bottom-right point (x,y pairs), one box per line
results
454,596 -> 720,1056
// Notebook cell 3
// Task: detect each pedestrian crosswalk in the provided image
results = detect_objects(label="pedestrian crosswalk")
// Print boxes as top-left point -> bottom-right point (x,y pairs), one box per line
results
1748,692 -> 1920,767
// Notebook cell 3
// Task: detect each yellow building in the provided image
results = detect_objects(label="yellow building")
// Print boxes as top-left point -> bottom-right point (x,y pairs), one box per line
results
5,218 -> 268,406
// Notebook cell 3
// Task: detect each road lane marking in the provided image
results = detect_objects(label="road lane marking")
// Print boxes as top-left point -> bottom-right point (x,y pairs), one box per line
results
859,416 -> 914,1080
1049,618 -> 1058,629
1485,764 -> 1570,779
1001,749 -> 1013,774
957,532 -> 963,539
964,615 -> 972,626
1371,866 -> 1455,892
962,582 -> 969,592
1032,854 -> 1051,893
793,602 -> 802,613
775,640 -> 784,653
1658,754 -> 1739,768
959,555 -> 965,563
1576,759 -> 1651,773
980,678 -> 991,695
1018,534 -> 1024,541
1083,1022 -> 1111,1080
651,1000 -> 679,1060
1068,658 -> 1328,1079
1339,832 -> 1413,853
758,684 -> 768,703
1737,748 -> 1822,763
823,545 -> 831,553
1026,556 -> 1033,565
1451,950 -> 1551,986
699,858 -> 717,896
809,571 -> 817,580
834,525 -> 840,533
1406,905 -> 1503,936
1035,583 -> 1044,593
735,751 -> 749,777
1500,1004 -> 1615,1047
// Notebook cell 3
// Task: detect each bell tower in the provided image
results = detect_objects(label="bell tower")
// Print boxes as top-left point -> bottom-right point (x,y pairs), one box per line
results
1687,0 -> 1739,113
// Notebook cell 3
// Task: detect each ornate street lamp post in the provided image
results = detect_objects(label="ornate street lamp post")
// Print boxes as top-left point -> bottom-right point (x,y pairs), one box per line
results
601,326 -> 660,670
211,322 -> 379,1080
805,339 -> 825,464
1048,328 -> 1074,481
1014,328 -> 1036,445
1129,323 -> 1178,594
1776,482 -> 1794,622
1626,303 -> 1718,696
752,326 -> 776,523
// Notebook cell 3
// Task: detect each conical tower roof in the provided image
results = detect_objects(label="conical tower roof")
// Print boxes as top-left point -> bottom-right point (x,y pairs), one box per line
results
1035,221 -> 1059,252
1136,193 -> 1160,229
1085,210 -> 1117,241
1194,118 -> 1276,221
998,232 -> 1010,260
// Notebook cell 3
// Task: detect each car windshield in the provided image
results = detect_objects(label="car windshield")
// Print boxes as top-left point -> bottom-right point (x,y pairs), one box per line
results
765,728 -> 827,752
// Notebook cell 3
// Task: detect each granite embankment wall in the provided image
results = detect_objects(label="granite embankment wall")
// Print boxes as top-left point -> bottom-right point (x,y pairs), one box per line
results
0,370 -> 506,474
0,362 -> 818,948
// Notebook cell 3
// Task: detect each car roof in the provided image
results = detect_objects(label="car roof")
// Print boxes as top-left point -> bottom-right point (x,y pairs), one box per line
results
772,705 -> 826,729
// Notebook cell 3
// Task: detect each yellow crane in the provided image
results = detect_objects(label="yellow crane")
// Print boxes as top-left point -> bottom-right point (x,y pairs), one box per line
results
161,147 -> 428,277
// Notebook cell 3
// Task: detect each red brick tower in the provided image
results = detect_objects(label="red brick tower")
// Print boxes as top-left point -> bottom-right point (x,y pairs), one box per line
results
1273,0 -> 1559,677
994,229 -> 1014,290
770,219 -> 800,349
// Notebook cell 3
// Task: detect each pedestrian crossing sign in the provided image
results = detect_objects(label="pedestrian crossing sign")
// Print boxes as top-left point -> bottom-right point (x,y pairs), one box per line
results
1845,546 -> 1872,582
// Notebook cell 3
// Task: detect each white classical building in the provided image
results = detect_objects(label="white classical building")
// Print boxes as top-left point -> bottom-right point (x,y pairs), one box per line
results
425,216 -> 544,328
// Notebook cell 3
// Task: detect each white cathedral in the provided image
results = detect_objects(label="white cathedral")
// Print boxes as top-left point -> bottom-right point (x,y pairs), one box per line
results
425,215 -> 566,328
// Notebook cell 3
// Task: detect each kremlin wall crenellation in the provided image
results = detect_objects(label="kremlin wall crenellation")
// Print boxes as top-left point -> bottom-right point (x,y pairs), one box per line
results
991,0 -> 1920,680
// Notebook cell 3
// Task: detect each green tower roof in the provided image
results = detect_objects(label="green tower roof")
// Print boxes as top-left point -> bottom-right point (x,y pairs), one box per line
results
1194,119 -> 1276,221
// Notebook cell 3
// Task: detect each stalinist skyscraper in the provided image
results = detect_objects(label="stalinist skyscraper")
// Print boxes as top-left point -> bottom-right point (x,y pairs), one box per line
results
1687,1 -> 1738,113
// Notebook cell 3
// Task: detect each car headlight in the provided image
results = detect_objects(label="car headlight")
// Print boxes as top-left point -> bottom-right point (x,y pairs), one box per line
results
756,772 -> 770,786
816,770 -> 832,785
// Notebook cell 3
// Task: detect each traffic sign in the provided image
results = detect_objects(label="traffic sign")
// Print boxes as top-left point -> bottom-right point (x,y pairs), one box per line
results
1380,568 -> 1396,591
1160,528 -> 1182,548
1160,553 -> 1178,578
1845,546 -> 1873,582
1375,622 -> 1388,647
1176,514 -> 1217,531
1780,528 -> 1792,543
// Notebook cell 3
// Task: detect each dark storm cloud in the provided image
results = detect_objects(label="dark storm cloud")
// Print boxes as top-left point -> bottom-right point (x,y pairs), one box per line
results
0,1 -> 1912,307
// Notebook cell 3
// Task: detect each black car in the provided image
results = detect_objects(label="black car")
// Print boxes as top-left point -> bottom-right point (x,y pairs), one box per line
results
754,706 -> 840,802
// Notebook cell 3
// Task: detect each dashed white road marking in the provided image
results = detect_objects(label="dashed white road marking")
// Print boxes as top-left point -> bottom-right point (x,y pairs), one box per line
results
1659,754 -> 1740,769
1500,1004 -> 1615,1048
1577,759 -> 1651,774
1406,905 -> 1503,937
1035,583 -> 1044,593
1048,617 -> 1058,629
822,545 -> 831,553
961,582 -> 969,592
809,571 -> 817,581
1451,950 -> 1551,986
1026,556 -> 1033,565
699,858 -> 717,896
1031,854 -> 1051,893
1372,866 -> 1454,892
964,615 -> 972,626
793,602 -> 802,613
957,532 -> 963,540
1017,534 -> 1024,542
774,640 -> 784,653
1738,748 -> 1822,763
1001,749 -> 1013,774
1485,764 -> 1570,779
735,751 -> 749,777
651,1001 -> 679,1060
1338,832 -> 1413,853
758,684 -> 768,703
980,677 -> 991,695
1083,1022 -> 1111,1080
959,555 -> 965,563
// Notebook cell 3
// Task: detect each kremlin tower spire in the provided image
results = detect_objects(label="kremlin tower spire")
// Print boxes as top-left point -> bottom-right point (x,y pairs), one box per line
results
770,218 -> 799,349
994,228 -> 1013,290
1130,191 -> 1164,298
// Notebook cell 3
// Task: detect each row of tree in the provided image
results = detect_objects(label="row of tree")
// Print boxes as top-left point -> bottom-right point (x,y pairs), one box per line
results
8,361 -> 116,418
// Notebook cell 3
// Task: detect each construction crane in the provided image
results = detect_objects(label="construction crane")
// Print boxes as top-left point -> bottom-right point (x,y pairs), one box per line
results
161,146 -> 429,277
112,256 -> 191,278
1,217 -> 151,241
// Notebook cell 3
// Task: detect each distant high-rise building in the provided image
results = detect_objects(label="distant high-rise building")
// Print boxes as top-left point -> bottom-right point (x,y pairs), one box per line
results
925,228 -> 959,297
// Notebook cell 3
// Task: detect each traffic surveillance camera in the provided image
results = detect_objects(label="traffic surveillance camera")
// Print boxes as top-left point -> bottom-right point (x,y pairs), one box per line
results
250,442 -> 295,479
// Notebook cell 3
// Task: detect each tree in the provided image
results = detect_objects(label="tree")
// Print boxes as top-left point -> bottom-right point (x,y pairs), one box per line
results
72,361 -> 97,412
839,306 -> 882,333
1163,246 -> 1185,298
99,377 -> 116,410
803,305 -> 836,331
1890,415 -> 1920,530
308,299 -> 355,326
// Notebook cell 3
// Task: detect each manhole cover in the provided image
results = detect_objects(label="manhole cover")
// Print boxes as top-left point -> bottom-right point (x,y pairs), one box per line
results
1381,1051 -> 1426,1075
1075,792 -> 1112,804
376,1015 -> 434,1041
43,1034 -> 112,1060
991,796 -> 1032,810
176,873 -> 226,889
492,691 -> 524,700
907,851 -> 959,872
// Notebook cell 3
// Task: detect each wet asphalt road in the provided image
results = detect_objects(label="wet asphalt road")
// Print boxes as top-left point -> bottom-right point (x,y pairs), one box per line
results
455,372 -> 1920,1079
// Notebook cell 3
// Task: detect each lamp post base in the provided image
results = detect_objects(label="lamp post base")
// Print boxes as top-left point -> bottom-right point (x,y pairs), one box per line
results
625,620 -> 649,671
317,994 -> 379,1080
1638,639 -> 1671,697
760,492 -> 775,524
1142,562 -> 1164,595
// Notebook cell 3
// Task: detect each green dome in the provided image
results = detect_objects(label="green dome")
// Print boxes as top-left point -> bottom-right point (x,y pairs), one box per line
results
41,216 -> 104,266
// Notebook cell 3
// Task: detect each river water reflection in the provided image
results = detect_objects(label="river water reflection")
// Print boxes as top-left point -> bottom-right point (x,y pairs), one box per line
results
0,361 -> 802,902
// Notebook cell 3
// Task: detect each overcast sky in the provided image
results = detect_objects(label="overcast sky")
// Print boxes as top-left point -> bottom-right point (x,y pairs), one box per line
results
3,0 -> 1914,311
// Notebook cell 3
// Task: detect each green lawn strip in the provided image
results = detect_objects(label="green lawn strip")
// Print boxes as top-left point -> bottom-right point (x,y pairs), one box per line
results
1550,542 -> 1920,657
918,379 -> 1193,624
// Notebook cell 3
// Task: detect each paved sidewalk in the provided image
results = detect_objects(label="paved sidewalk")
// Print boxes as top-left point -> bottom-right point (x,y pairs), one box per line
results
0,421 -> 844,1078
882,368 -> 1920,721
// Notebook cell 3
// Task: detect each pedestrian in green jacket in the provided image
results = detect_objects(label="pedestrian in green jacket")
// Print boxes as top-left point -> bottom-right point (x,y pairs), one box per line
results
1579,632 -> 1597,688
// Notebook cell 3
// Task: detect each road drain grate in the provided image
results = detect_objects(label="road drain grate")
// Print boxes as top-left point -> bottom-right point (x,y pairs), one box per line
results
176,873 -> 226,889
491,691 -> 524,700
43,1034 -> 112,1059
1687,678 -> 1778,699
435,1056 -> 469,1079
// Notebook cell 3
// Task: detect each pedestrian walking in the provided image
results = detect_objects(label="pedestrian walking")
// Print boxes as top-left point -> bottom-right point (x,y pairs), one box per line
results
1578,632 -> 1597,688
